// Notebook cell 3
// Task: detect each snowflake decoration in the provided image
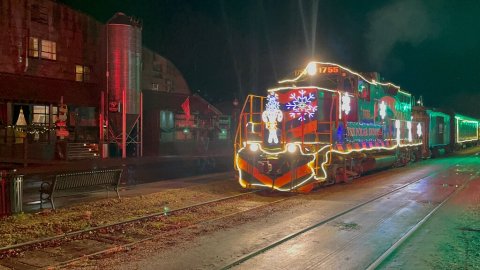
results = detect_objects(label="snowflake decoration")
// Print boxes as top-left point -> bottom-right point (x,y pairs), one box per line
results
417,122 -> 422,137
379,100 -> 387,120
341,93 -> 351,115
286,89 -> 317,121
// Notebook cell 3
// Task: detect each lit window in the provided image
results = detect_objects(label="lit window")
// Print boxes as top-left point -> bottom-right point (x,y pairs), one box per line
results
33,105 -> 57,125
40,40 -> 56,60
28,37 -> 39,58
75,65 -> 91,82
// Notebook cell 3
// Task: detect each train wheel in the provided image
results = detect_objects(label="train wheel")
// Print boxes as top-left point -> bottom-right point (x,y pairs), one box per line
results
411,151 -> 418,163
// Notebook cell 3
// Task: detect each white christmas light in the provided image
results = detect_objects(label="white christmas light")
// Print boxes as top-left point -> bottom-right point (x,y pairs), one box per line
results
417,123 -> 422,137
407,121 -> 412,142
341,93 -> 351,115
379,101 -> 387,120
262,94 -> 283,144
279,61 -> 411,97
395,120 -> 401,145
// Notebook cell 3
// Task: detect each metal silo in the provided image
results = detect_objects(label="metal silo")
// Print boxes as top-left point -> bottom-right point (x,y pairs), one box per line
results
107,12 -> 142,158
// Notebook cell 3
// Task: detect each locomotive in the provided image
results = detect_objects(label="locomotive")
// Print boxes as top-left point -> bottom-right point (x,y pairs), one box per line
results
233,61 -> 479,192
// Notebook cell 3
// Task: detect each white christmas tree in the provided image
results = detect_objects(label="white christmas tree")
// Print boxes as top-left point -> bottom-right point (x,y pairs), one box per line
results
16,108 -> 27,126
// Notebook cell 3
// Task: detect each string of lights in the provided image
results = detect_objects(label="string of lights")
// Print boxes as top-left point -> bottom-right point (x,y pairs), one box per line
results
2,125 -> 56,135
278,61 -> 412,97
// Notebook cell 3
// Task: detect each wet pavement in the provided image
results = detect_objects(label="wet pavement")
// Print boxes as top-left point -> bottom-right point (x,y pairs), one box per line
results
381,156 -> 480,269
234,158 -> 478,269
101,149 -> 480,270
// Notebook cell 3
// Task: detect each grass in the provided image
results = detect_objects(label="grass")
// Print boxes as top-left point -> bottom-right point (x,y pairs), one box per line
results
0,180 -> 243,248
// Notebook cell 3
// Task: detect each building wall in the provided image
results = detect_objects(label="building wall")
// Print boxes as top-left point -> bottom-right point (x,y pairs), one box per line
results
0,0 -> 106,86
0,0 -> 222,159
142,47 -> 190,95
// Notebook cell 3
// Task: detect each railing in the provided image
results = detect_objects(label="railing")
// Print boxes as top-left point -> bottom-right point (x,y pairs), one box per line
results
234,95 -> 265,169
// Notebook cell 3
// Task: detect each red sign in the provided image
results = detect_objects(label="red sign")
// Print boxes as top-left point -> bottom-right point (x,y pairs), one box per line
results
58,104 -> 68,122
181,97 -> 191,121
56,129 -> 69,137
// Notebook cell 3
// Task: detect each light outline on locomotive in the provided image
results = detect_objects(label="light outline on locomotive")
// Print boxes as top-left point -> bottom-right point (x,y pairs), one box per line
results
278,61 -> 411,97
235,62 -> 423,191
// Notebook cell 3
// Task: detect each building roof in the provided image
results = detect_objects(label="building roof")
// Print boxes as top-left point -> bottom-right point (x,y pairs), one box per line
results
107,12 -> 141,27
143,90 -> 222,116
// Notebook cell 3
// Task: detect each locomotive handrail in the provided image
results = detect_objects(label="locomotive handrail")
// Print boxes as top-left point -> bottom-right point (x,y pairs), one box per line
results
234,95 -> 265,170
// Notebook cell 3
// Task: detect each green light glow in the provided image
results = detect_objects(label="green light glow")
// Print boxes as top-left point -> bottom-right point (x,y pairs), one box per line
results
455,114 -> 479,143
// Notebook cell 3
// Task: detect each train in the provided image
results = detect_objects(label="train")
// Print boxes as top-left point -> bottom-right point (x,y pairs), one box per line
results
233,61 -> 479,192
413,107 -> 479,157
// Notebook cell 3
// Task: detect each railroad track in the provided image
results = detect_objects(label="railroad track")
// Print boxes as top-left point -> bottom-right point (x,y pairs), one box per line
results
2,154 -> 477,269
366,169 -> 479,270
0,189 -> 296,269
222,154 -> 477,269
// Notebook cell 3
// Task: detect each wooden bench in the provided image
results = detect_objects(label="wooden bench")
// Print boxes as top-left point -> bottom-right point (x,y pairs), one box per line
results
40,169 -> 123,209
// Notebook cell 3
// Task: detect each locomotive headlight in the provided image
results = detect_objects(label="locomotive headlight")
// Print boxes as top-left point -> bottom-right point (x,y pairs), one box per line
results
307,62 -> 317,76
249,143 -> 259,152
287,143 -> 297,153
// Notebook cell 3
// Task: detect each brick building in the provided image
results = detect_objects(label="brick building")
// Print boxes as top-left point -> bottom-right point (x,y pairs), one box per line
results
0,0 -> 229,161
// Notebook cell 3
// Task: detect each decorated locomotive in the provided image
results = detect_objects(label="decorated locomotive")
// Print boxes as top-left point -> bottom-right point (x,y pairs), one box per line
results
234,62 -> 425,192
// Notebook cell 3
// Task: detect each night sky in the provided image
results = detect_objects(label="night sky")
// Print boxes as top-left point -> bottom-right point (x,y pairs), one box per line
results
59,0 -> 480,117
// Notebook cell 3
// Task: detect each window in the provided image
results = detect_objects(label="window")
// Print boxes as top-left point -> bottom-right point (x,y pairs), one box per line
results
75,65 -> 91,82
33,105 -> 57,125
31,3 -> 48,24
29,38 -> 56,60
41,40 -> 56,60
28,37 -> 39,58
